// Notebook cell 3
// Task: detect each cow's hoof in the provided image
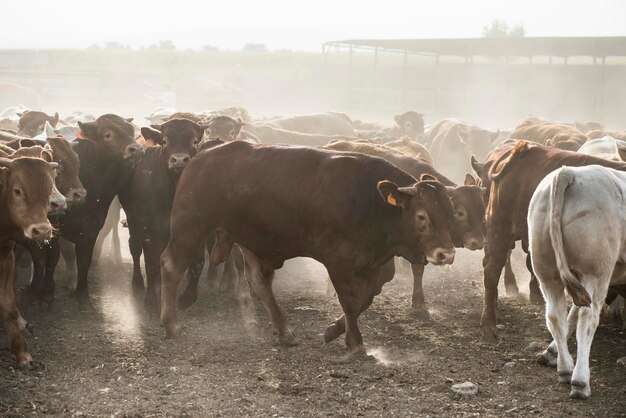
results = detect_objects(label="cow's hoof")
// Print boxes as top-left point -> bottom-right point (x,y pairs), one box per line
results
480,325 -> 498,342
163,321 -> 180,339
279,332 -> 299,347
505,285 -> 520,298
331,348 -> 372,364
558,371 -> 572,384
529,292 -> 545,305
177,292 -> 197,311
323,324 -> 342,343
20,289 -> 38,307
570,381 -> 590,400
405,307 -> 433,322
16,354 -> 33,371
538,349 -> 558,368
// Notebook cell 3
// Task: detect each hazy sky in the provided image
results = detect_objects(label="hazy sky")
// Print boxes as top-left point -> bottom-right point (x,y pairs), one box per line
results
3,0 -> 625,51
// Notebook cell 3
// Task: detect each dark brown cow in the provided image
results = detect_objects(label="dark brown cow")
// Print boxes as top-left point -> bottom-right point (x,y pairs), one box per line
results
125,119 -> 205,312
205,116 -> 244,141
46,115 -> 143,305
160,141 -> 456,356
477,140 -> 626,338
16,110 -> 59,138
0,154 -> 57,367
324,140 -> 486,318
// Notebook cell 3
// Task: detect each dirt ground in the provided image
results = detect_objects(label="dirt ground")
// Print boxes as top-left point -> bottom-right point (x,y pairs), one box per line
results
1,239 -> 625,417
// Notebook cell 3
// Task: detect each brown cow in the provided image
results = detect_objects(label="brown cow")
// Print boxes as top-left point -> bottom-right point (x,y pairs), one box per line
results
324,139 -> 485,319
477,140 -> 626,338
16,110 -> 59,138
509,119 -> 587,149
389,111 -> 426,141
383,136 -> 434,165
265,112 -> 355,136
160,141 -> 456,356
0,154 -> 57,367
205,116 -> 244,141
243,124 -> 356,146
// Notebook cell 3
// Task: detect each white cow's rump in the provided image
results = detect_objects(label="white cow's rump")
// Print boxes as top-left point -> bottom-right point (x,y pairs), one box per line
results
528,165 -> 626,400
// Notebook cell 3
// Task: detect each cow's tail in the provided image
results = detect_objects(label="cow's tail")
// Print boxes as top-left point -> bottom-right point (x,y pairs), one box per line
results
548,168 -> 592,307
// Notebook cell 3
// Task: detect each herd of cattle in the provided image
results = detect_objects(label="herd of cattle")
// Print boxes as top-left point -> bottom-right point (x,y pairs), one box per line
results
0,106 -> 625,401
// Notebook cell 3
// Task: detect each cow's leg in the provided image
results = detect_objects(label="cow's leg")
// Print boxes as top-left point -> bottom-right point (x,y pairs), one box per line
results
503,249 -> 519,296
178,255 -> 205,310
59,238 -> 77,293
325,260 -> 395,349
111,212 -> 122,266
542,278 -> 574,384
232,246 -> 250,302
143,238 -> 162,316
73,238 -> 97,307
241,247 -> 295,346
570,295 -> 603,400
481,240 -> 510,338
222,254 -> 238,294
526,253 -> 544,305
21,242 -> 46,307
204,233 -> 219,291
0,250 -> 32,367
41,237 -> 60,309
539,305 -> 579,368
407,262 -> 431,321
161,226 -> 208,337
127,221 -> 145,298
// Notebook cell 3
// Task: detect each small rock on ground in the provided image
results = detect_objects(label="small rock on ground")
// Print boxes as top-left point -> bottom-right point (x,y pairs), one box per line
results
451,381 -> 478,396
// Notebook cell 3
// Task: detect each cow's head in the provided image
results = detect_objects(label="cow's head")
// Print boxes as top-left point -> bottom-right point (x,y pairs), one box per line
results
140,118 -> 204,173
377,174 -> 455,265
8,144 -> 67,215
448,174 -> 486,250
205,116 -> 244,141
0,154 -> 58,241
16,110 -> 59,138
77,114 -> 143,162
45,136 -> 86,205
394,111 -> 425,142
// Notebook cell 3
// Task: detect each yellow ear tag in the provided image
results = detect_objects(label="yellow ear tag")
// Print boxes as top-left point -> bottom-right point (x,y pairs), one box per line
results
387,194 -> 397,206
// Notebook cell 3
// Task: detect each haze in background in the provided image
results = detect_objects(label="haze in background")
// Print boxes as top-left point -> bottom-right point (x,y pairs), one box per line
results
3,0 -> 625,51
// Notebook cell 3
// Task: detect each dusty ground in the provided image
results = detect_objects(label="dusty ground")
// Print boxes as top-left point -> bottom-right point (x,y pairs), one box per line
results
1,242 -> 625,417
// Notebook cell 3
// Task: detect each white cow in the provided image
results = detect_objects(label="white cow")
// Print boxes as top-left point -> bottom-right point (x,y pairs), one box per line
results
528,165 -> 626,399
578,135 -> 626,161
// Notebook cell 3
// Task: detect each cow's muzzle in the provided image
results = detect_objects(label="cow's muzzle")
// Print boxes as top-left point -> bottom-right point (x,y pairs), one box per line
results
124,144 -> 144,160
426,248 -> 456,265
169,153 -> 191,171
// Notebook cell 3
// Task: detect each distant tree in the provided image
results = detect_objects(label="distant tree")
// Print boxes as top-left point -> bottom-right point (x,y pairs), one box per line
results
482,20 -> 525,37
104,41 -> 130,50
202,44 -> 219,52
242,43 -> 268,52
158,40 -> 176,51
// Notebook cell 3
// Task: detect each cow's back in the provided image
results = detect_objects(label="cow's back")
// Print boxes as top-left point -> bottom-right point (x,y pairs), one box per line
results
268,112 -> 355,136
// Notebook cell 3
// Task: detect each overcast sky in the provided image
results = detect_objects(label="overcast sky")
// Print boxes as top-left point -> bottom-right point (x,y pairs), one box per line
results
3,0 -> 625,51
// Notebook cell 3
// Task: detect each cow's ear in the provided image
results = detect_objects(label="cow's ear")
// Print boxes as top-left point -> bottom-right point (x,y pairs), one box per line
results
378,180 -> 405,208
18,139 -> 36,148
470,155 -> 484,177
193,123 -> 207,143
464,173 -> 477,186
141,127 -> 163,145
77,121 -> 98,140
125,117 -> 134,123
40,148 -> 53,163
616,142 -> 626,162
0,166 -> 8,185
419,173 -> 437,182
491,129 -> 500,141
50,112 -> 59,127
394,114 -> 401,126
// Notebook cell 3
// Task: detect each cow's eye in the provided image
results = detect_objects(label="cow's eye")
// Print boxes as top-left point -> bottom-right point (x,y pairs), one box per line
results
14,188 -> 22,196
230,130 -> 235,137
104,132 -> 112,141
417,213 -> 426,222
